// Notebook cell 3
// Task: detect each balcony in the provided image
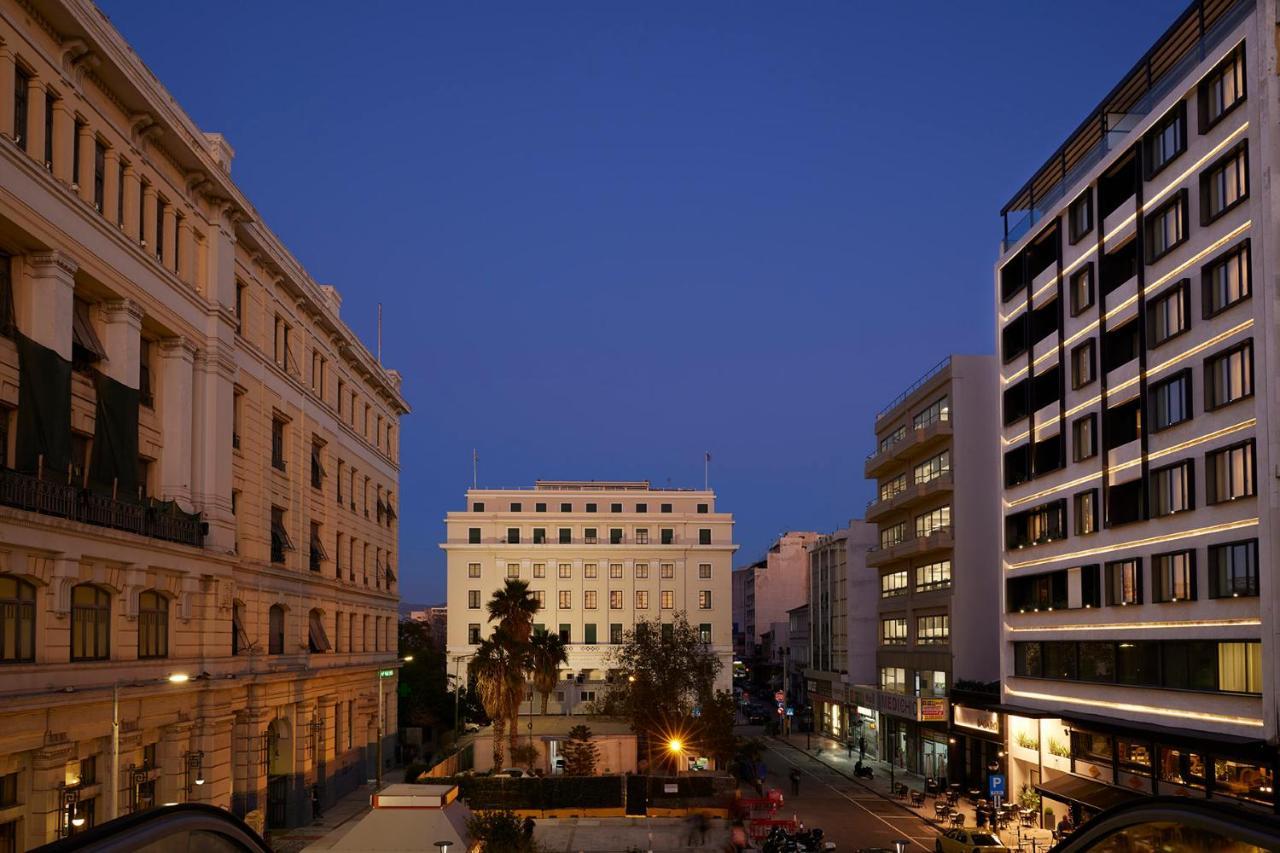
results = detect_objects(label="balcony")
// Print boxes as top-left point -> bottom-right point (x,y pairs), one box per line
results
867,526 -> 953,567
0,468 -> 204,548
865,473 -> 953,523
864,416 -> 953,478
1102,198 -> 1137,243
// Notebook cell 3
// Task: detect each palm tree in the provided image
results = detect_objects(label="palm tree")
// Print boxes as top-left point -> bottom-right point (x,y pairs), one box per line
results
468,628 -> 525,770
486,578 -> 541,643
529,631 -> 568,715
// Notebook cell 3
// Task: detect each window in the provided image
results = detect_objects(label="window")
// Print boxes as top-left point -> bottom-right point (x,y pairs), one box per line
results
12,66 -> 30,150
915,560 -> 951,591
879,474 -> 907,502
1152,550 -> 1195,603
271,417 -> 287,471
881,570 -> 908,598
698,563 -> 711,579
1068,190 -> 1093,244
1070,264 -> 1094,316
1143,99 -> 1186,178
880,618 -> 907,645
531,590 -> 545,607
879,667 -> 907,693
1150,459 -> 1194,517
467,624 -> 480,644
697,503 -> 708,514
1206,439 -> 1255,503
657,562 -> 672,580
698,529 -> 711,545
611,623 -> 624,643
1200,142 -> 1248,224
1071,340 -> 1095,389
0,575 -> 36,662
698,623 -> 712,643
468,528 -> 481,544
635,529 -> 648,545
558,563 -> 571,579
610,563 -> 622,579
1198,44 -> 1245,132
1105,559 -> 1141,606
913,396 -> 949,429
586,502 -> 597,513
1202,240 -> 1250,317
609,502 -> 622,512
1205,341 -> 1252,410
661,528 -> 674,545
661,590 -> 674,609
467,562 -> 480,578
1007,571 -> 1067,612
1146,279 -> 1190,346
533,528 -> 546,544
635,503 -> 647,513
583,624 -> 597,645
558,591 -> 572,610
506,528 -> 520,545
132,589 -> 169,661
506,563 -> 519,579
635,563 -> 648,579
1072,414 -> 1096,462
533,562 -> 545,578
609,590 -> 622,609
661,503 -> 672,513
914,506 -> 950,538
917,615 -> 949,645
695,590 -> 711,609
635,591 -> 649,609
609,528 -> 622,545
1209,539 -> 1257,598
1145,191 -> 1187,263
584,528 -> 597,544
913,451 -> 950,486
1218,642 -> 1264,695
1163,640 -> 1217,691
584,562 -> 598,579
309,439 -> 325,490
879,425 -> 907,453
880,522 -> 907,549
1149,371 -> 1192,432
468,590 -> 481,609
270,506 -> 292,564
560,503 -> 571,513
1005,500 -> 1064,548
268,605 -> 285,655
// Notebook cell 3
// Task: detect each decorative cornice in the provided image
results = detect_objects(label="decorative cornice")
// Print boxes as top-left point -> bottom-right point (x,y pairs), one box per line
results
27,250 -> 79,276
100,297 -> 145,326
157,335 -> 198,359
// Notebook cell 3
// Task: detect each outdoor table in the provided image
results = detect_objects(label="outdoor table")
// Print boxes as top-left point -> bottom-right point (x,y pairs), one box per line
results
934,801 -> 949,819
910,790 -> 925,807
949,812 -> 965,828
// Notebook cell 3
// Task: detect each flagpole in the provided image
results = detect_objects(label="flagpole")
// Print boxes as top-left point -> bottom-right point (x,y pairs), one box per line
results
472,449 -> 478,490
704,452 -> 710,491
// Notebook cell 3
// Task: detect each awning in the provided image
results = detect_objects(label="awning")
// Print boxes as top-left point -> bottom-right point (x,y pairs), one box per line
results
233,608 -> 250,649
271,517 -> 294,552
308,610 -> 331,653
72,298 -> 107,362
310,530 -> 328,561
386,564 -> 397,585
310,443 -> 326,478
1036,774 -> 1143,813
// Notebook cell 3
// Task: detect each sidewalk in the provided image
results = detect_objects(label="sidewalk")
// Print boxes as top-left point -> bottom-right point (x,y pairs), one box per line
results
774,733 -> 1057,851
269,770 -> 402,853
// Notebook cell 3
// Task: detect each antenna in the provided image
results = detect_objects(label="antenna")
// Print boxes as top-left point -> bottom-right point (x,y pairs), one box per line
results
472,449 -> 478,490
377,303 -> 383,365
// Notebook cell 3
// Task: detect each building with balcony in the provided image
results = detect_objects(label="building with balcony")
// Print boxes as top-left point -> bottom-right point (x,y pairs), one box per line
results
0,1 -> 409,845
995,0 -> 1277,820
862,355 -> 999,781
442,481 -> 737,708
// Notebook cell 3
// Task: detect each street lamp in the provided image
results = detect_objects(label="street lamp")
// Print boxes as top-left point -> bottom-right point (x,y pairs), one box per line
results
184,751 -> 206,795
110,673 -> 195,821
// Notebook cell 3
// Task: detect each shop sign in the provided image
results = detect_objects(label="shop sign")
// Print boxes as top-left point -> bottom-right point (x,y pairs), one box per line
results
919,697 -> 949,722
954,705 -> 1000,734
878,690 -> 919,720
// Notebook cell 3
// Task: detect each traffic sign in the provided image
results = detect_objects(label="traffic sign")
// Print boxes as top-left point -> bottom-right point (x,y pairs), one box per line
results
774,691 -> 785,702
988,774 -> 1006,798
379,669 -> 395,678
776,706 -> 785,715
786,707 -> 795,717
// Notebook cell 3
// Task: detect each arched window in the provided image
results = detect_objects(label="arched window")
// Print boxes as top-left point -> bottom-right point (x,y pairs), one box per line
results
71,584 -> 111,661
137,591 -> 168,659
268,604 -> 285,655
0,575 -> 36,662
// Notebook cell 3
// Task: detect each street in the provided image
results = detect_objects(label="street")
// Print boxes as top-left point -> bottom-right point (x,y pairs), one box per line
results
753,730 -> 938,852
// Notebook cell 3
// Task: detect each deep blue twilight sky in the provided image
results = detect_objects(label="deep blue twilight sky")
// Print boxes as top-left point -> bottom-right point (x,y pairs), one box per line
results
101,0 -> 1182,604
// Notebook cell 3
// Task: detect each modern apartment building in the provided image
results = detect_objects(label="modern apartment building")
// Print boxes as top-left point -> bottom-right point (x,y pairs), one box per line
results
0,1 -> 409,845
861,355 -> 999,781
442,481 -> 737,707
805,522 -> 877,748
995,0 -> 1276,818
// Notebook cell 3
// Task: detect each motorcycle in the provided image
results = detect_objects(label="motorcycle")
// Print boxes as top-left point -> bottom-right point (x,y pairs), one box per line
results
763,824 -> 837,852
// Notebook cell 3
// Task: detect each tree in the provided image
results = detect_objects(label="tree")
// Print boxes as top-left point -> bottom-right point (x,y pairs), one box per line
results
599,613 -> 724,767
468,628 -> 525,770
396,619 -> 453,763
694,690 -> 739,768
465,809 -> 540,852
529,631 -> 568,715
486,579 -> 541,758
510,743 -> 539,773
562,724 -> 600,776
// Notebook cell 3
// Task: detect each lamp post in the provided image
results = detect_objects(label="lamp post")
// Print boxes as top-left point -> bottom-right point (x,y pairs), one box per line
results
109,672 -> 192,821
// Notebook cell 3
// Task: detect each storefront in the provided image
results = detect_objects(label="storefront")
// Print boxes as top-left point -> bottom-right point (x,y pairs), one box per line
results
949,696 -> 1006,794
856,686 -> 948,777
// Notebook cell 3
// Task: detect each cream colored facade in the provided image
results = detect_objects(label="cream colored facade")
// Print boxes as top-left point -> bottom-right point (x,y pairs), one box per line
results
0,0 -> 408,846
443,481 -> 736,708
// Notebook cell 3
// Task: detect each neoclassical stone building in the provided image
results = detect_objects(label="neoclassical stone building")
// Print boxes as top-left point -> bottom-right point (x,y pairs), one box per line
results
0,0 -> 409,846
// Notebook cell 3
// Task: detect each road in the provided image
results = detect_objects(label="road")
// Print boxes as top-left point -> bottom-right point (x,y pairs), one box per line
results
754,731 -> 939,852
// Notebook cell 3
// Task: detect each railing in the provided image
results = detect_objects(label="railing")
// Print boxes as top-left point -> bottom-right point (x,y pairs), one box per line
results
0,468 -> 203,547
865,408 -> 952,463
874,357 -> 951,422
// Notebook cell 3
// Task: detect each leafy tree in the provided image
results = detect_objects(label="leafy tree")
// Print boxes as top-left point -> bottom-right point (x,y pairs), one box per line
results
694,690 -> 739,767
468,628 -> 525,770
465,809 -> 541,852
562,724 -> 600,776
510,743 -> 539,773
529,631 -> 568,714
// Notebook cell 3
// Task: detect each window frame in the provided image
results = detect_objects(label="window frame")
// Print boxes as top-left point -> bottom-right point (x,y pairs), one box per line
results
1205,438 -> 1256,504
1071,340 -> 1096,390
1070,263 -> 1095,317
1068,190 -> 1094,245
1201,239 -> 1250,319
1146,278 -> 1191,348
1148,369 -> 1193,433
1104,558 -> 1142,606
1203,339 -> 1253,411
1072,413 -> 1097,462
1208,538 -> 1258,598
1144,189 -> 1189,264
1197,43 -> 1246,134
1151,549 -> 1196,603
1199,140 -> 1249,226
1148,458 -> 1195,518
1142,99 -> 1187,180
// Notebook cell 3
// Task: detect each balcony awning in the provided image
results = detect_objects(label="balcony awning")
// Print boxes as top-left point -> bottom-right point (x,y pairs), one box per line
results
271,517 -> 294,552
72,298 -> 107,362
1035,774 -> 1142,813
308,610 -> 331,653
310,530 -> 328,561
310,443 -> 326,478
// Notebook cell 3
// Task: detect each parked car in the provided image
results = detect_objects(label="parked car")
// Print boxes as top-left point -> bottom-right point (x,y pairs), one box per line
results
936,828 -> 1005,852
496,768 -> 530,778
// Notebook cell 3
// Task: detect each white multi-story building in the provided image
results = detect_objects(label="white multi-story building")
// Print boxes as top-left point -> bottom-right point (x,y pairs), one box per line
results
995,0 -> 1276,820
442,481 -> 736,709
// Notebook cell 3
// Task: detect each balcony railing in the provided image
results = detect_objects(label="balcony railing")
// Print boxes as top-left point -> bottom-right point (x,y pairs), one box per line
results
0,468 -> 203,548
874,356 -> 951,423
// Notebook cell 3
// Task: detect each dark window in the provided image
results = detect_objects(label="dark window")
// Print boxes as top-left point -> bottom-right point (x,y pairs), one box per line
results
70,584 -> 110,661
535,502 -> 546,512
558,528 -> 571,544
1106,478 -> 1145,526
586,503 -> 597,513
1069,190 -> 1093,244
1014,641 -> 1042,677
697,503 -> 709,514
46,93 -> 55,167
1149,370 -> 1192,432
93,139 -> 105,211
1004,444 -> 1030,488
1208,539 -> 1257,598
0,253 -> 14,338
270,506 -> 292,564
510,502 -> 522,512
472,502 -> 485,512
1072,731 -> 1113,763
468,528 -> 480,544
1105,559 -> 1142,606
1205,340 -> 1253,410
1030,297 -> 1059,344
1031,365 -> 1061,412
1149,459 -> 1194,517
1198,43 -> 1246,133
698,528 -> 711,545
155,198 -> 165,260
1072,414 -> 1096,462
1003,379 -> 1030,426
507,527 -> 520,544
1117,640 -> 1160,686
1071,340 -> 1095,389
1101,320 -> 1139,373
661,503 -> 672,513
137,591 -> 168,658
661,528 -> 674,545
310,440 -> 325,489
1100,153 -> 1138,220
1146,279 -> 1191,347
558,624 -> 570,644
234,282 -> 245,334
1162,640 -> 1216,691
268,604 -> 285,655
560,503 -> 571,513
1006,570 -> 1067,612
1081,563 -> 1102,607
1200,141 -> 1248,225
309,522 -> 326,572
72,119 -> 84,184
610,503 -> 622,513
1074,490 -> 1098,536
609,528 -> 622,544
1070,264 -> 1094,316
13,66 -> 30,151
1078,641 -> 1116,683
1202,240 -> 1250,318
0,575 -> 36,662
1103,398 -> 1141,451
1143,99 -> 1186,179
1205,439 -> 1255,504
138,338 -> 153,408
533,528 -> 546,544
1043,642 -> 1077,680
1001,314 -> 1028,364
1152,550 -> 1196,603
232,603 -> 247,656
271,417 -> 286,471
1032,433 -> 1063,477
1145,190 -> 1188,264
1005,500 -> 1066,549
636,503 -> 647,513
1000,257 -> 1025,303
1101,239 -> 1138,296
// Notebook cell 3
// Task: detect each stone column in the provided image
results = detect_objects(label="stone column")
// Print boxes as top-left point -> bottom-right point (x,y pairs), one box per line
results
191,341 -> 235,551
142,184 -> 158,257
50,99 -> 74,184
0,44 -> 14,142
161,203 -> 177,271
101,147 -> 119,226
98,299 -> 143,388
28,744 -> 77,847
76,121 -> 95,203
157,337 -> 195,509
19,251 -> 77,360
177,217 -> 195,285
122,162 -> 141,242
26,75 -> 46,164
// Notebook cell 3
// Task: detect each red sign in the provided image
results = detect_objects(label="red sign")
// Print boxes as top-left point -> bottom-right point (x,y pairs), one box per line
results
774,691 -> 785,702
777,706 -> 785,715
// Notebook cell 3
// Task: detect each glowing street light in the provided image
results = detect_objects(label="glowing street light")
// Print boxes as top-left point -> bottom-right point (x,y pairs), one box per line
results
168,673 -> 190,684
667,738 -> 683,754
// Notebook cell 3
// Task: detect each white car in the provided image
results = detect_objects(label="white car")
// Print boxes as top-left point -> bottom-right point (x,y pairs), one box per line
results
496,767 -> 530,778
